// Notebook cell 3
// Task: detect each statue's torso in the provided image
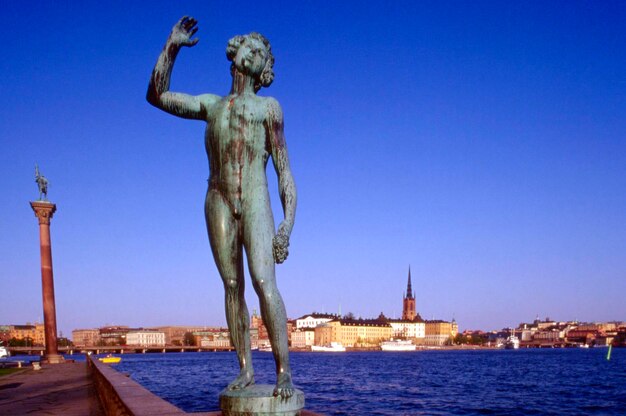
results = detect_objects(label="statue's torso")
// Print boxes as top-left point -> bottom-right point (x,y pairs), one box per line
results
205,93 -> 270,201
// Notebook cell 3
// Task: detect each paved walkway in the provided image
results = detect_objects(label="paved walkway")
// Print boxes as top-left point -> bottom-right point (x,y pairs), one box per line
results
0,361 -> 104,415
0,361 -> 320,415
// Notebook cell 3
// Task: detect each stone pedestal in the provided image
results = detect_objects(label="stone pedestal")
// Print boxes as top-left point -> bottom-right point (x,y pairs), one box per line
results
219,385 -> 305,416
30,201 -> 63,365
43,354 -> 65,364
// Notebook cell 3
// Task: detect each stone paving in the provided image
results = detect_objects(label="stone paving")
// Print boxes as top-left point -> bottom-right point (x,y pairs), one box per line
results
0,361 -> 104,415
0,360 -> 321,415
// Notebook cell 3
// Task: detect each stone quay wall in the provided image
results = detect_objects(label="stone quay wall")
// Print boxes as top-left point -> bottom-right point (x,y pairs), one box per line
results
87,355 -> 188,415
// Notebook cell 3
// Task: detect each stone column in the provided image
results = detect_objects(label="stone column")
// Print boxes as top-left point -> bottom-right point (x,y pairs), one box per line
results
30,201 -> 64,364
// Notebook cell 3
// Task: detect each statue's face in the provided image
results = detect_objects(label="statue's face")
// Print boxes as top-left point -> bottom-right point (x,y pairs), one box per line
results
234,38 -> 268,77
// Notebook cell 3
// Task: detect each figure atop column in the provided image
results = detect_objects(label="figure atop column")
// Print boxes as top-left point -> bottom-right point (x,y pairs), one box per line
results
30,165 -> 63,364
35,164 -> 49,201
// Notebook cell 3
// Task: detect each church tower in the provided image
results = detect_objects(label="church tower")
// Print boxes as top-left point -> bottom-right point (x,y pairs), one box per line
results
402,267 -> 416,320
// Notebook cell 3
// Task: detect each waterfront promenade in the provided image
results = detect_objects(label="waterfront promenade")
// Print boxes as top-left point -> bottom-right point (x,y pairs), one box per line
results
0,362 -> 104,415
0,359 -> 319,415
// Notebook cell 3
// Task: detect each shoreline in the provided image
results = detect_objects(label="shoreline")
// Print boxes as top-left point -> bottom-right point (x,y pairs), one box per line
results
3,343 -> 615,360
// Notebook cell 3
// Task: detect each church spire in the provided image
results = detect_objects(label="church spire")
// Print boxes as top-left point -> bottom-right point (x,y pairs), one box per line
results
405,266 -> 414,300
402,266 -> 416,320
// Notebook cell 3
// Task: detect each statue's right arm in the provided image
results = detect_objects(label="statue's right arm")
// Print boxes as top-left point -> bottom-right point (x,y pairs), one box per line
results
146,17 -> 219,120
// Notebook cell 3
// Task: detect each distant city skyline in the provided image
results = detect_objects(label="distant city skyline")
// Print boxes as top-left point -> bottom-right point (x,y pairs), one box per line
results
1,1 -> 625,338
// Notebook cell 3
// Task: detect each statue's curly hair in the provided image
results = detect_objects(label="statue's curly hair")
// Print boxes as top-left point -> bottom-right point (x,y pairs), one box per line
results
226,33 -> 274,92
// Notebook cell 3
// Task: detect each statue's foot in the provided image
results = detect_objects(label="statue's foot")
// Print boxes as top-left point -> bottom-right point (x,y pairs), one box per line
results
227,368 -> 255,390
273,372 -> 295,399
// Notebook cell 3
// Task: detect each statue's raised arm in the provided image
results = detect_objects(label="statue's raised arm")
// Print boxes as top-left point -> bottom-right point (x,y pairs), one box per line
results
147,16 -> 219,120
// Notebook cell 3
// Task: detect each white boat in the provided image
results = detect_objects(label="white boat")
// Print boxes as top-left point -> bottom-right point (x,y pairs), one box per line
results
0,346 -> 8,358
311,342 -> 346,352
258,345 -> 272,352
381,340 -> 416,351
504,334 -> 520,349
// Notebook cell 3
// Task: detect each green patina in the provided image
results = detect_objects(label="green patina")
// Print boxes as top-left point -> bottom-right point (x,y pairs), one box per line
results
147,17 -> 298,402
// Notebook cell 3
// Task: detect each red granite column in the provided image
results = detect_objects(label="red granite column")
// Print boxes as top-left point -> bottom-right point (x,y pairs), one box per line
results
30,201 -> 64,364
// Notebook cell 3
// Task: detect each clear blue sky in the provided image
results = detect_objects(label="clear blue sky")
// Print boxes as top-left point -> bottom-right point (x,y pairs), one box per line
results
1,1 -> 625,338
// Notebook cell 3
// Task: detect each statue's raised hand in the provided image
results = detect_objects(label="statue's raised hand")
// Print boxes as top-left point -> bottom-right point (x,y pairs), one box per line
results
170,16 -> 199,47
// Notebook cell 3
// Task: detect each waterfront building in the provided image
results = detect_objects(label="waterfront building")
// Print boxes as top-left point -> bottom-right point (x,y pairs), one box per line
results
194,329 -> 232,348
566,323 -> 616,346
576,322 -> 617,332
291,328 -> 315,348
295,313 -> 337,329
520,329 -> 534,342
199,333 -> 231,348
99,326 -> 130,346
424,320 -> 457,346
387,318 -> 426,340
459,330 -> 489,345
566,329 -> 596,344
532,329 -> 563,343
3,323 -> 45,346
314,317 -> 393,347
153,326 -> 216,346
594,335 -> 615,346
126,330 -> 166,347
72,328 -> 101,346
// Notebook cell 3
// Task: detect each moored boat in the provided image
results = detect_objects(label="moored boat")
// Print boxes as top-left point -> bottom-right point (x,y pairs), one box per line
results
0,346 -> 8,358
504,335 -> 520,349
381,340 -> 416,351
98,354 -> 121,364
311,342 -> 346,352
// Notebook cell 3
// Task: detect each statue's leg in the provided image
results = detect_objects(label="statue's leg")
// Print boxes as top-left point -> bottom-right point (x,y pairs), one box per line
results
242,193 -> 294,399
206,189 -> 254,390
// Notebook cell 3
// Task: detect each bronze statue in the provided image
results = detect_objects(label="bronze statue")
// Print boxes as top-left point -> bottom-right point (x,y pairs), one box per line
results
147,17 -> 297,399
35,164 -> 49,201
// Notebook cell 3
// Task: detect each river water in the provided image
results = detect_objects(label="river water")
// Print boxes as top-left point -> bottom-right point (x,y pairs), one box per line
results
110,348 -> 624,415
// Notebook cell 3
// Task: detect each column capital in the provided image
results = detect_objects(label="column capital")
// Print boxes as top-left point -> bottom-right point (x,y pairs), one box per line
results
30,201 -> 57,225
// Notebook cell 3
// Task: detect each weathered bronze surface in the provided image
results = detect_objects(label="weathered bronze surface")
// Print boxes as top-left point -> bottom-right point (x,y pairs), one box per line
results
147,17 -> 298,401
220,385 -> 305,416
35,164 -> 49,201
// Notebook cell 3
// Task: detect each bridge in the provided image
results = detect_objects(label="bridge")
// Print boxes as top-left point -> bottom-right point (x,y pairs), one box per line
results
519,340 -> 588,348
6,345 -> 235,356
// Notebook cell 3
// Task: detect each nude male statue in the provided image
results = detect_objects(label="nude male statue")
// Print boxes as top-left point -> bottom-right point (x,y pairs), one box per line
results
147,17 -> 297,398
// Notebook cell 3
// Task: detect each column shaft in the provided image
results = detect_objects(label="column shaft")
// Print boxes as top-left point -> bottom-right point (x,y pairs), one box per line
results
39,221 -> 58,358
30,201 -> 63,364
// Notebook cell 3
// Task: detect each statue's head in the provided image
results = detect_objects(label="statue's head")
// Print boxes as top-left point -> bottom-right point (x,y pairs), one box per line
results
227,33 -> 274,92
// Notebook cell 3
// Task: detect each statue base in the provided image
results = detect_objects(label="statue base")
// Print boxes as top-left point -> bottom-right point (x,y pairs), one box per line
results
42,354 -> 65,364
219,385 -> 305,416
